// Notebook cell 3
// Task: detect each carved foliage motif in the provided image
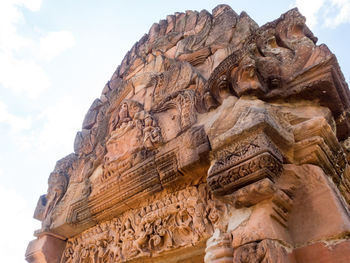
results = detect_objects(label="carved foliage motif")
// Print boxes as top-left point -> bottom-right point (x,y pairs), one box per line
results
61,185 -> 225,263
208,131 -> 283,196
151,60 -> 205,107
208,152 -> 283,195
209,133 -> 283,177
153,89 -> 198,133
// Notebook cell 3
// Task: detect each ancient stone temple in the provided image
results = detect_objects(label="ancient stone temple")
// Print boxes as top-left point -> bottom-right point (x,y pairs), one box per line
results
26,4 -> 350,263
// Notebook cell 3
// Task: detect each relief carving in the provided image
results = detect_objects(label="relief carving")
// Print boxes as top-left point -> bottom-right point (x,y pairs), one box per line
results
61,185 -> 225,263
103,99 -> 163,182
27,5 -> 350,263
206,104 -> 290,197
42,171 -> 69,229
143,113 -> 162,150
153,89 -> 198,135
34,154 -> 76,229
208,152 -> 283,196
204,8 -> 350,143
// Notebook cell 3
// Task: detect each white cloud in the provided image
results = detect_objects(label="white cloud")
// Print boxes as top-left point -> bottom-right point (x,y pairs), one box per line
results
37,96 -> 84,153
0,0 -> 75,98
0,52 -> 51,98
0,181 -> 41,263
39,31 -> 76,61
0,1 -> 38,52
293,0 -> 350,29
324,0 -> 350,27
0,100 -> 32,132
4,95 -> 86,157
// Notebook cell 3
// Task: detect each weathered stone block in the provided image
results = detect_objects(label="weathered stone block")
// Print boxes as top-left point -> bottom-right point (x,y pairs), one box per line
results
25,235 -> 66,263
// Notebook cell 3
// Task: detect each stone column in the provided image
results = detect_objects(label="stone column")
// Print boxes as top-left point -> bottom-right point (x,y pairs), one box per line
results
25,233 -> 66,263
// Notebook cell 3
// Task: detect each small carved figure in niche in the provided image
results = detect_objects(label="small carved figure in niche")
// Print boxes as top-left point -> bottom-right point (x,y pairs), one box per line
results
143,113 -> 162,149
87,244 -> 97,263
133,222 -> 152,256
116,102 -> 132,129
108,240 -> 122,263
96,239 -> 109,263
81,179 -> 91,197
108,219 -> 122,261
206,200 -> 220,225
189,202 -> 206,237
121,219 -> 138,258
176,208 -> 192,234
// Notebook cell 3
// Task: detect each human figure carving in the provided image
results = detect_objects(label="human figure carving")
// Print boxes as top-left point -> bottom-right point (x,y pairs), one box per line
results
143,113 -> 162,149
121,219 -> 138,258
133,222 -> 152,256
96,240 -> 109,263
116,102 -> 132,128
87,244 -> 97,263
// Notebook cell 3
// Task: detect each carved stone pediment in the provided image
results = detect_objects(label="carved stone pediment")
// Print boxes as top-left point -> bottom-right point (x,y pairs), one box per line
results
65,125 -> 210,231
27,5 -> 350,263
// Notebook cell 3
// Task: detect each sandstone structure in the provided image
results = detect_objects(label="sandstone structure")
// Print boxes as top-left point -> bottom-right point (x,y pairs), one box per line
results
26,5 -> 350,263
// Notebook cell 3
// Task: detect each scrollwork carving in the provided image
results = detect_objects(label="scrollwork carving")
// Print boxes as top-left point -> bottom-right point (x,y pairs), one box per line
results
208,152 -> 283,195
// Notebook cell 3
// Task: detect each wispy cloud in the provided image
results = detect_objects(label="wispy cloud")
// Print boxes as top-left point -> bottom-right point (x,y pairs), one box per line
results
0,53 -> 51,98
3,95 -> 85,156
0,100 -> 31,132
37,96 -> 85,153
324,0 -> 350,28
0,0 -> 75,98
39,31 -> 76,61
0,178 -> 40,263
293,0 -> 350,29
0,4 -> 79,259
0,0 -> 41,52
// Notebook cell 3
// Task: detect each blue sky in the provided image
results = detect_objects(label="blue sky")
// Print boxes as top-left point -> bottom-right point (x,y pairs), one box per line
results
1,0 -> 350,262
